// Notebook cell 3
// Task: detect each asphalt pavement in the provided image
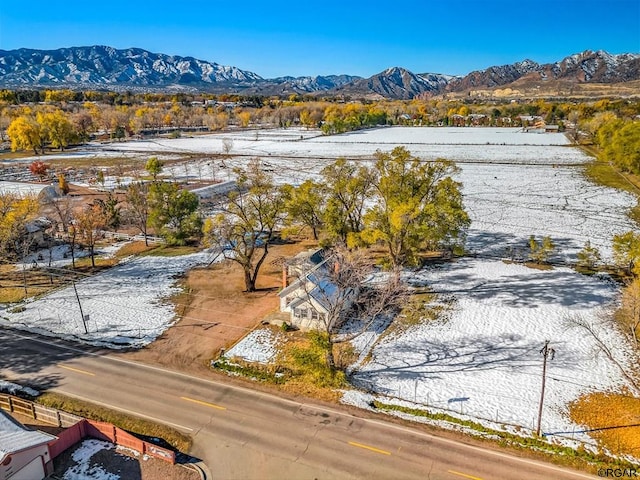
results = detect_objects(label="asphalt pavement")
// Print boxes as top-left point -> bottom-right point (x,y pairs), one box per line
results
0,327 -> 596,479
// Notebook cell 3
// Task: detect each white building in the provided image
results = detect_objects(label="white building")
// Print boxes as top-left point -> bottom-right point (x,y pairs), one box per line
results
0,410 -> 56,480
279,249 -> 358,331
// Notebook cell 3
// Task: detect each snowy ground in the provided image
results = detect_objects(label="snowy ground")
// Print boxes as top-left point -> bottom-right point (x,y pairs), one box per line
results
0,379 -> 39,397
62,439 -> 122,480
58,127 -> 586,167
16,242 -> 125,270
223,328 -> 282,364
0,250 -> 215,348
350,259 -> 634,446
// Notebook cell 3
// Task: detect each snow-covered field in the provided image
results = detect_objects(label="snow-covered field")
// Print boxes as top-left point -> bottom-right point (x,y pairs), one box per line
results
350,259 -> 632,444
462,163 -> 637,261
0,250 -> 214,347
75,127 -> 586,165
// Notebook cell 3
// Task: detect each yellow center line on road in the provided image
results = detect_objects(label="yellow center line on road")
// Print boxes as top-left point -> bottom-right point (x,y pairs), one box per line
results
347,441 -> 391,456
447,470 -> 484,480
58,364 -> 95,376
180,396 -> 227,411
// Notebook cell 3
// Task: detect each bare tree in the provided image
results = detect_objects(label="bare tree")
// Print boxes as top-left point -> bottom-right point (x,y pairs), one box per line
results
204,159 -> 284,292
564,312 -> 640,395
43,197 -> 74,235
125,182 -> 150,246
290,246 -> 408,369
75,204 -> 107,268
222,138 -> 233,157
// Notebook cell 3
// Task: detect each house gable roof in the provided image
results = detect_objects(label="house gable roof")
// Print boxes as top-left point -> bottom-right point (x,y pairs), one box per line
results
0,410 -> 56,462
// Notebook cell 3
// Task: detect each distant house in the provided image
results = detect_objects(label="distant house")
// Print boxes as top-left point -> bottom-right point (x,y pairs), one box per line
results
518,115 -> 544,126
0,410 -> 56,480
279,249 -> 358,331
190,180 -> 238,200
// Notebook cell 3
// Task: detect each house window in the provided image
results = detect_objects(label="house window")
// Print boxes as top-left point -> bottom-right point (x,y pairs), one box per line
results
294,308 -> 302,318
299,308 -> 308,318
311,309 -> 319,320
285,296 -> 293,306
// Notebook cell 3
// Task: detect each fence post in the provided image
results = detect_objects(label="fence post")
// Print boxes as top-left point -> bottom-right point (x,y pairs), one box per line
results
8,396 -> 13,412
31,402 -> 36,419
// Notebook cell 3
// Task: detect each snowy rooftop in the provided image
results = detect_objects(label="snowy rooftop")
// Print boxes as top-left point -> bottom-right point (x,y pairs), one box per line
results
0,181 -> 51,196
0,410 -> 55,461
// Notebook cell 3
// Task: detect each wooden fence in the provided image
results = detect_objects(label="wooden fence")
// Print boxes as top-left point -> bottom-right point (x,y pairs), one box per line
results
0,394 -> 176,464
0,394 -> 81,427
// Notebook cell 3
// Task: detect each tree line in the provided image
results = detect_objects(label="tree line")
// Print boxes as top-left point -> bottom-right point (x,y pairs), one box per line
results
3,91 -> 640,154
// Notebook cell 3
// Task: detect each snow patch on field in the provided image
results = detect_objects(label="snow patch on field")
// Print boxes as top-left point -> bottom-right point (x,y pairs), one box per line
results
0,251 -> 213,348
224,328 -> 282,364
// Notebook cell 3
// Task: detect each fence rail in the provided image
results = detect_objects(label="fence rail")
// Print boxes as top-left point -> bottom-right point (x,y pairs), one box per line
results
0,394 -> 175,464
99,230 -> 165,244
0,394 -> 82,427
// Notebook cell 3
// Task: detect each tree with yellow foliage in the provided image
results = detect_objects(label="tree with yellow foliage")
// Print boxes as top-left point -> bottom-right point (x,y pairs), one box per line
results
0,193 -> 39,261
37,109 -> 75,151
75,204 -> 107,268
237,111 -> 252,128
7,115 -> 45,154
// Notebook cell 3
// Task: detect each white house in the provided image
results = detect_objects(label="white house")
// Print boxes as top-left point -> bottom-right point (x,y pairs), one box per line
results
279,249 -> 358,331
0,410 -> 56,480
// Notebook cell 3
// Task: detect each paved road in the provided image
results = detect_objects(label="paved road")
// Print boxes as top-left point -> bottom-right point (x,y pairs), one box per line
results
0,328 -> 596,480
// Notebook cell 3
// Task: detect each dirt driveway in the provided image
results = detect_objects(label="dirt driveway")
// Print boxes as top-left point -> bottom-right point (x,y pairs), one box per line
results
120,241 -> 313,375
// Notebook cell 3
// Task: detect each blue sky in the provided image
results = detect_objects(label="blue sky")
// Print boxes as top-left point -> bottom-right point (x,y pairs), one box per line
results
1,0 -> 638,78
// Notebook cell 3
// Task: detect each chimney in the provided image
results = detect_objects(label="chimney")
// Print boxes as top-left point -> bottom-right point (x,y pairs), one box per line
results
282,264 -> 288,289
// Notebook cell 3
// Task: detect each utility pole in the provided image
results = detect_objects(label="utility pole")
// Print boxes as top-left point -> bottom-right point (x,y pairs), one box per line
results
537,340 -> 555,436
71,279 -> 88,334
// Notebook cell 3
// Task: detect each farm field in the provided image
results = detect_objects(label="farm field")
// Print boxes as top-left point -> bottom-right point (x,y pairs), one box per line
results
1,126 -> 638,454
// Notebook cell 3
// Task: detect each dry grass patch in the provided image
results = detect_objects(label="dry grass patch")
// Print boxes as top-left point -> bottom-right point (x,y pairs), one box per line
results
38,392 -> 192,453
570,390 -> 640,459
113,240 -> 157,257
0,264 -> 70,303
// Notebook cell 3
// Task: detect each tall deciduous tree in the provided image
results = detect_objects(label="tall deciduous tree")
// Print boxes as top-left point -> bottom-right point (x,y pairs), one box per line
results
148,182 -> 201,245
7,115 -> 45,154
281,180 -> 325,240
613,231 -> 640,275
145,157 -> 163,182
361,147 -> 470,267
528,235 -> 556,264
75,204 -> 107,268
126,182 -> 150,245
0,194 -> 39,261
204,159 -> 284,292
292,246 -> 408,370
576,240 -> 601,270
29,161 -> 50,181
37,109 -> 75,151
619,278 -> 640,346
320,159 -> 373,246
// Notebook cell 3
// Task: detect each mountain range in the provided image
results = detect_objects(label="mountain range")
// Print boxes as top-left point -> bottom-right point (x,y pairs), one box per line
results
0,46 -> 638,99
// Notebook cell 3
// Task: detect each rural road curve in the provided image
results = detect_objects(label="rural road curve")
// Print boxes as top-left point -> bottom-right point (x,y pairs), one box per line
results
0,327 -> 597,479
